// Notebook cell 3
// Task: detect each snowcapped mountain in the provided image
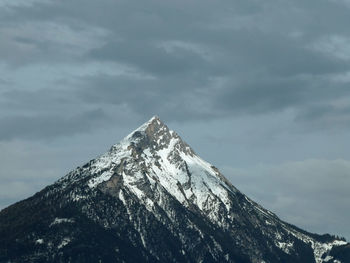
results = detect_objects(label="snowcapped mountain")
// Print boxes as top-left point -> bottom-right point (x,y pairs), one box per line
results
0,116 -> 349,263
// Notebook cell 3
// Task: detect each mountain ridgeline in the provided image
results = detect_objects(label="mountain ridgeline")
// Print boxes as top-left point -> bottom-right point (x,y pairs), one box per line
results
0,116 -> 349,263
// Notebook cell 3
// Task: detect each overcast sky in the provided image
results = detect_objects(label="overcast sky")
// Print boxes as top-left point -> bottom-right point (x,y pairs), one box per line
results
1,0 -> 350,240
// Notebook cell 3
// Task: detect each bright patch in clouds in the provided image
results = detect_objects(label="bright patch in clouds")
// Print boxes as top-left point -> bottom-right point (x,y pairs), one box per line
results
0,0 -> 51,8
311,35 -> 350,60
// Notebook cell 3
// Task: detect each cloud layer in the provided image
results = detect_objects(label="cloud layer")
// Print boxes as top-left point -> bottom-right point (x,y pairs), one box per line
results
1,0 -> 350,140
0,0 -> 350,240
223,159 -> 350,240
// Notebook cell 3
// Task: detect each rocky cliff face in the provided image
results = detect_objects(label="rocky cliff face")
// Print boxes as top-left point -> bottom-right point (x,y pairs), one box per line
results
0,116 -> 348,263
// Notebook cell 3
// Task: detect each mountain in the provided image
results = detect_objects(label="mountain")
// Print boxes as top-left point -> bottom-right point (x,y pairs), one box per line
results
0,116 -> 349,263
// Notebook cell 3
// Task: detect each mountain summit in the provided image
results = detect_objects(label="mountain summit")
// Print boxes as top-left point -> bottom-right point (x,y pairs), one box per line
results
0,116 -> 349,263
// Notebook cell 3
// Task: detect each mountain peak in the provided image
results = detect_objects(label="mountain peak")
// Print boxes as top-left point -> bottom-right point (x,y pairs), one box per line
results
136,115 -> 163,131
119,115 -> 193,157
1,116 -> 349,263
140,115 -> 168,136
125,115 -> 168,141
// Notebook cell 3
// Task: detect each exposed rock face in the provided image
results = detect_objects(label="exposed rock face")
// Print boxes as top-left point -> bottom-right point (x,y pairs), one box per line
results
0,116 -> 348,263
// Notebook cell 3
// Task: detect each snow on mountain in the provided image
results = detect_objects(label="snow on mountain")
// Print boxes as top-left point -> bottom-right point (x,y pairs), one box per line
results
0,116 -> 348,263
86,116 -> 236,212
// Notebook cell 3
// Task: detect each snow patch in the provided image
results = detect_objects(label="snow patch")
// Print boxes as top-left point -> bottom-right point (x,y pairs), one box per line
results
50,217 -> 74,227
35,239 -> 44,244
58,237 -> 71,249
88,170 -> 113,188
282,223 -> 347,263
72,193 -> 86,201
87,138 -> 131,189
276,241 -> 294,254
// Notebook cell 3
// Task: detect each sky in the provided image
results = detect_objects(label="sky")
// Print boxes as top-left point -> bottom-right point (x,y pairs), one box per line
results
0,0 -> 350,240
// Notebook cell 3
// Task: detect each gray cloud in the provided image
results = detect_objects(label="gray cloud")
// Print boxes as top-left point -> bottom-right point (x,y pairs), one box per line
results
223,159 -> 350,240
89,40 -> 210,76
1,0 -> 350,241
1,0 -> 350,125
296,103 -> 350,130
0,108 -> 108,141
73,73 -> 218,121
